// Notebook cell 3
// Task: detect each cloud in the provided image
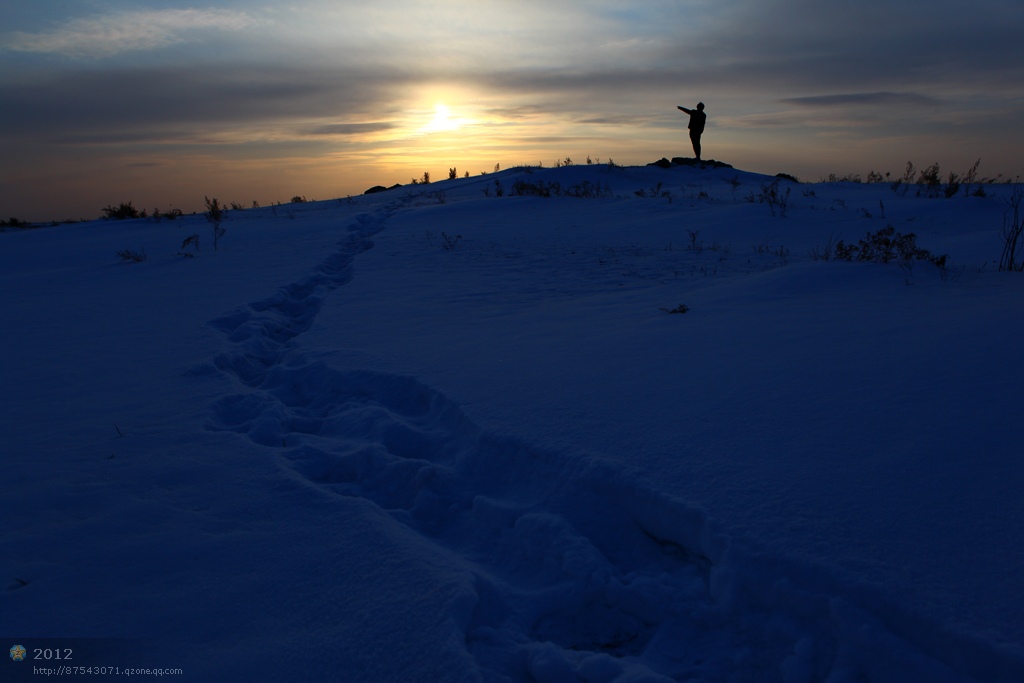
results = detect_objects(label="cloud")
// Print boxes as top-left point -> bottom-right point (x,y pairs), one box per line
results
722,92 -> 947,134
5,8 -> 261,58
302,122 -> 397,137
653,1 -> 1024,96
3,4 -> 1021,155
575,115 -> 644,125
779,92 -> 941,108
0,63 -> 411,145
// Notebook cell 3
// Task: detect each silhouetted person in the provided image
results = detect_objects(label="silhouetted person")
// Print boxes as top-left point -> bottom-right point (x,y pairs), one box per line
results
677,102 -> 706,160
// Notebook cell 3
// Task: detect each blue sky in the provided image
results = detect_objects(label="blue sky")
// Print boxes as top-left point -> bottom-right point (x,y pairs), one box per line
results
2,0 -> 1022,221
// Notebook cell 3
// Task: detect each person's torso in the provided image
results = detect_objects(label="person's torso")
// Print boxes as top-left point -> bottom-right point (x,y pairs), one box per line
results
689,110 -> 706,132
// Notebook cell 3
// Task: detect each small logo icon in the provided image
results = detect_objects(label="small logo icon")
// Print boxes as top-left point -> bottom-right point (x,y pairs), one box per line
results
10,644 -> 27,662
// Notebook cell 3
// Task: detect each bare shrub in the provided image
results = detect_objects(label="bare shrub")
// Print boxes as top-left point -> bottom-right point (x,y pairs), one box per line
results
441,232 -> 462,250
998,185 -> 1024,272
115,248 -> 147,263
102,202 -> 141,220
204,196 -> 226,251
178,234 -> 200,258
760,179 -> 791,217
832,225 -> 948,269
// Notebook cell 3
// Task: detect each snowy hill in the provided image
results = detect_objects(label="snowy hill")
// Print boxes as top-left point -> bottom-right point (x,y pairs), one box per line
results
3,163 -> 1023,681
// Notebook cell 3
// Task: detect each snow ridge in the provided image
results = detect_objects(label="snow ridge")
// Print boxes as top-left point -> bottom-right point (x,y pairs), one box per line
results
201,196 -> 1023,682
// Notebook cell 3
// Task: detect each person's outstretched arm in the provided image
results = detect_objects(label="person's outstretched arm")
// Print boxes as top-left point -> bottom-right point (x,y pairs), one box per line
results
678,106 -> 692,114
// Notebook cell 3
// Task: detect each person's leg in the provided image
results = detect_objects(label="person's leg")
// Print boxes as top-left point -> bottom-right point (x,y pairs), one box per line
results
690,130 -> 702,160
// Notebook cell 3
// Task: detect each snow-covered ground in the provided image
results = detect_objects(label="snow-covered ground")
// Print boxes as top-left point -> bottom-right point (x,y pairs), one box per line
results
3,163 -> 1022,682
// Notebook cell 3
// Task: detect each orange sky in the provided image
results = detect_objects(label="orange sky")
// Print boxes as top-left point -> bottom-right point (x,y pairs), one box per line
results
3,1 -> 1022,221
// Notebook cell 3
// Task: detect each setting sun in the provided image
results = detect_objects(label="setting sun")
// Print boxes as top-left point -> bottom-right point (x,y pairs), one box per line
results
424,102 -> 458,133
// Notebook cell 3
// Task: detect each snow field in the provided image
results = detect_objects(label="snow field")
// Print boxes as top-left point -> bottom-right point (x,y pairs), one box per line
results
3,164 -> 1023,681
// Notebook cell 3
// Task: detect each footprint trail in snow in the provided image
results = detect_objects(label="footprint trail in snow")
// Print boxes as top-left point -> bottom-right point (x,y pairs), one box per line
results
203,203 -> 1009,682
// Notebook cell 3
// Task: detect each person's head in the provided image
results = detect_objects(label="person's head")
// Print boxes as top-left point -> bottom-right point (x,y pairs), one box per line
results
697,102 -> 705,110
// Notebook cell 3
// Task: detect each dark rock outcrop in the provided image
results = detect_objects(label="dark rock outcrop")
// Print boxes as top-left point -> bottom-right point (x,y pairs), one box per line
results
648,157 -> 734,170
364,184 -> 403,195
669,157 -> 733,169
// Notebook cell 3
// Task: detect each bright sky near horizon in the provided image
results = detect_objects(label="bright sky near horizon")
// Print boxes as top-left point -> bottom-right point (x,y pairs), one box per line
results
2,0 -> 1022,221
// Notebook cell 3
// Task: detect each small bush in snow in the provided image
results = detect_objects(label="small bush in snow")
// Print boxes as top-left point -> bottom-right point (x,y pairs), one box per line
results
178,234 -> 200,258
634,182 -> 671,201
760,179 -> 791,218
483,179 -> 504,197
808,233 -> 842,262
887,160 -> 991,199
204,196 -> 226,251
115,248 -> 147,263
998,185 -> 1024,272
514,179 -> 560,197
102,202 -> 141,220
151,207 -> 183,222
916,163 -> 943,197
512,179 -> 612,199
441,232 -> 462,250
825,172 -> 862,183
832,225 -> 948,269
754,240 -> 789,260
566,180 -> 612,198
961,159 -> 982,198
686,230 -> 702,253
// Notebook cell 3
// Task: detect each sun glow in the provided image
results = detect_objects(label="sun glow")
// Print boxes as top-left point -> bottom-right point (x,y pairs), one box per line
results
424,102 -> 458,133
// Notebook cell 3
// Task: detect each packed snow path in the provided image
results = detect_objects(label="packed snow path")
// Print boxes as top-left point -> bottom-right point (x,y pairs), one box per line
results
201,192 -> 1021,682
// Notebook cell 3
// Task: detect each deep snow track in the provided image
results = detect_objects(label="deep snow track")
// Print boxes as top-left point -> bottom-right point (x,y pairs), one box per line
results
202,203 -> 1022,682
208,211 -> 381,387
